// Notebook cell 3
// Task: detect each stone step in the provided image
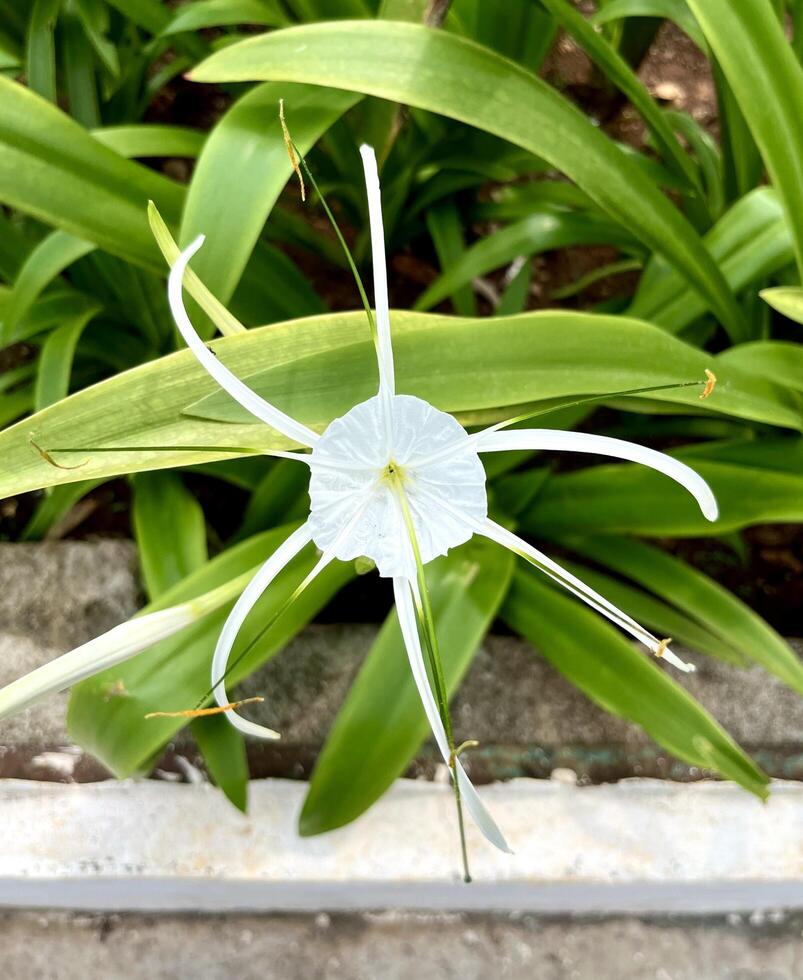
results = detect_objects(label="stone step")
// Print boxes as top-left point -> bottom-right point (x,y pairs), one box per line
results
1,541 -> 802,784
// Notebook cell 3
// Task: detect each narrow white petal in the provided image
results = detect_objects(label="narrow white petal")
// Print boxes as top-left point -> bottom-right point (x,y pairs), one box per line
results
0,605 -> 202,724
211,523 -> 314,739
478,518 -> 695,672
168,237 -> 319,448
660,647 -> 696,672
359,145 -> 395,410
393,577 -> 512,853
474,428 -> 718,522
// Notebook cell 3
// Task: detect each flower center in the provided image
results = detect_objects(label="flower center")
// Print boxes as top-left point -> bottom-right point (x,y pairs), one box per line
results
307,394 -> 488,578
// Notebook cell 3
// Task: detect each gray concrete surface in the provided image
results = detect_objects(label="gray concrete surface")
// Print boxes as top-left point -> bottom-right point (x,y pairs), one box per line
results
1,540 -> 802,772
0,541 -> 139,746
1,909 -> 801,979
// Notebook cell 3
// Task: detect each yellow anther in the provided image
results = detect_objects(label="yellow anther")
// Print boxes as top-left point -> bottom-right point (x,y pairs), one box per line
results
655,637 -> 673,659
699,368 -> 717,400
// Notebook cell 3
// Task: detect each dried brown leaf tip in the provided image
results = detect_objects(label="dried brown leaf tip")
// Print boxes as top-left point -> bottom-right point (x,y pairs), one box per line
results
145,696 -> 264,720
279,99 -> 305,202
699,368 -> 717,400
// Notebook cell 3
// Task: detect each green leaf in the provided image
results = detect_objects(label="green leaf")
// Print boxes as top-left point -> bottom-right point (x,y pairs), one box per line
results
20,479 -> 103,540
520,437 -> 803,537
179,82 -> 359,334
563,535 -> 803,695
2,309 -> 796,502
73,0 -> 119,78
299,536 -> 514,836
62,2 -> 100,128
558,557 -> 744,666
590,0 -> 706,51
415,210 -> 638,311
629,188 -> 792,334
425,201 -> 477,317
191,712 -> 249,812
685,0 -> 803,277
0,77 -> 183,268
33,303 -> 99,411
501,568 -> 769,799
68,523 -> 355,777
190,20 -> 746,339
496,258 -> 533,316
132,471 -> 208,602
27,0 -> 61,102
233,458 -> 310,542
0,387 -> 32,430
147,202 -> 247,337
760,286 -> 803,325
718,341 -> 803,392
163,0 -> 289,34
2,230 -> 96,344
91,124 -> 207,159
541,0 -> 701,193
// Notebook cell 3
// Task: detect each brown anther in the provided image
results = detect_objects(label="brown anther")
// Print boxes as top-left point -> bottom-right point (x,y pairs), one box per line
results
655,637 -> 673,659
699,368 -> 717,400
279,99 -> 305,202
145,696 -> 264,720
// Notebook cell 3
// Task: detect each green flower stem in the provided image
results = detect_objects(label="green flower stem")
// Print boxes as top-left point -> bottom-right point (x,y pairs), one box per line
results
393,471 -> 472,882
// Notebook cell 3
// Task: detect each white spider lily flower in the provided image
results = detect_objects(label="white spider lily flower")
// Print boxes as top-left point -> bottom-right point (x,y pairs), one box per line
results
163,144 -> 717,857
0,144 -> 719,872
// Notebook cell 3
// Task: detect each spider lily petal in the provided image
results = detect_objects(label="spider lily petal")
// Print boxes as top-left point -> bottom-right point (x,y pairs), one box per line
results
0,575 -> 252,723
211,522 -> 314,738
211,499 -> 378,738
168,237 -> 320,448
477,517 -> 695,672
359,145 -> 395,410
473,428 -> 718,522
393,576 -> 512,853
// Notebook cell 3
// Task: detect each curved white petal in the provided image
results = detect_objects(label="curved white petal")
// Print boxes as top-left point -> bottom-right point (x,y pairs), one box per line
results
393,577 -> 512,853
168,237 -> 319,448
478,518 -> 695,672
0,605 -> 199,724
359,145 -> 395,411
211,523 -> 314,739
474,428 -> 718,522
0,570 -> 257,725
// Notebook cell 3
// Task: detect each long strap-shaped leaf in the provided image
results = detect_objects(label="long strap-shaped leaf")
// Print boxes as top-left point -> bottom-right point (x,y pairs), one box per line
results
179,82 -> 360,334
502,569 -> 769,800
0,76 -> 182,268
190,20 -> 745,339
0,309 -> 797,500
685,0 -> 803,278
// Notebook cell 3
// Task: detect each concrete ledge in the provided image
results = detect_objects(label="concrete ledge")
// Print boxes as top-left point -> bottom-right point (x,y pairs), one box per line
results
2,778 -> 802,913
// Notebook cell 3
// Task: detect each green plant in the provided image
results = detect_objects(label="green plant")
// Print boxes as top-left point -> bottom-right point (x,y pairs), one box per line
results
0,0 -> 801,856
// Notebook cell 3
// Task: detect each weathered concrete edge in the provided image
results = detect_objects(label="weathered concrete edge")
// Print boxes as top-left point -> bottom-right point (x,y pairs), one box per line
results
3,878 -> 803,915
3,776 -> 803,914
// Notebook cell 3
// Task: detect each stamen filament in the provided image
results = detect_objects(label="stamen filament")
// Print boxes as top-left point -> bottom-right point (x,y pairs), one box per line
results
145,696 -> 264,720
412,375 -> 719,471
